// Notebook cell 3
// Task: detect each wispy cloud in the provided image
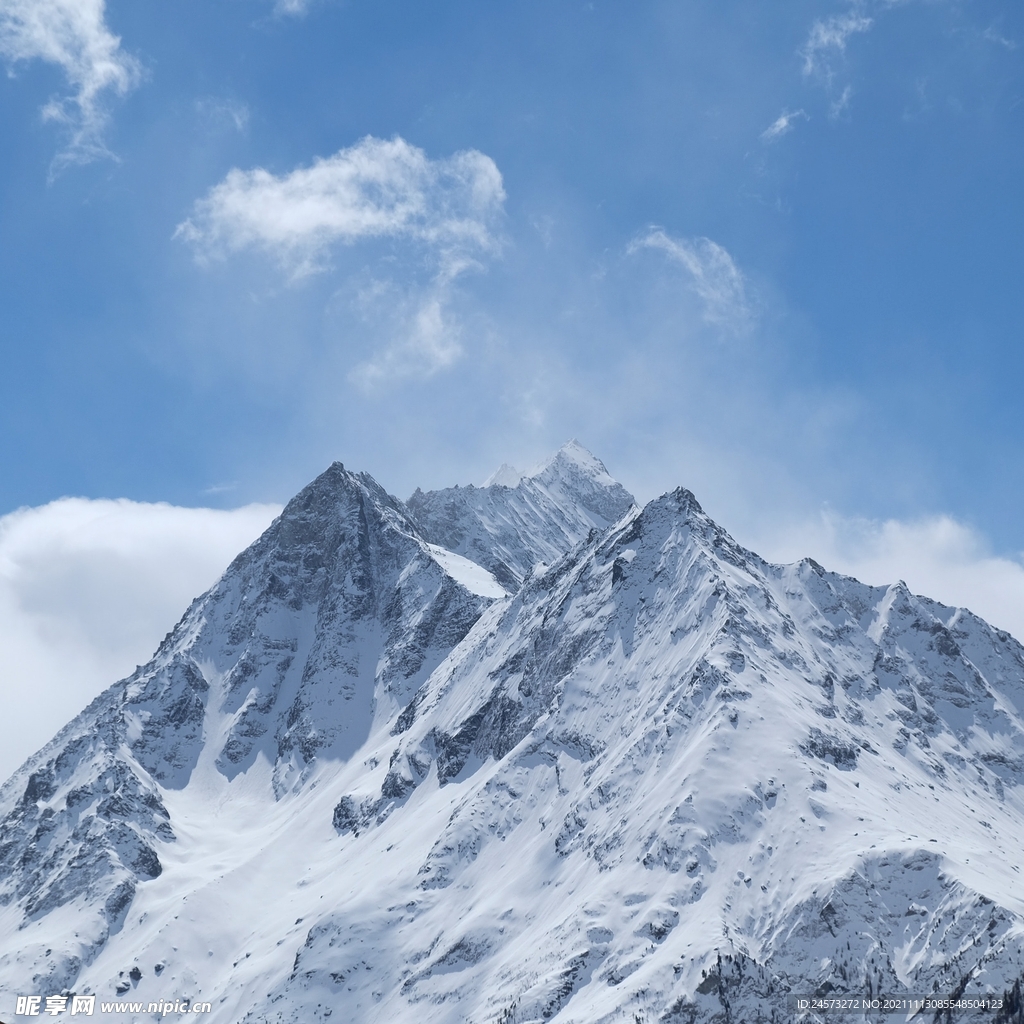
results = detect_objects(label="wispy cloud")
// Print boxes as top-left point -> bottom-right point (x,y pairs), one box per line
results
0,0 -> 141,171
195,97 -> 250,134
829,85 -> 854,119
348,290 -> 464,389
629,229 -> 750,329
176,136 -> 505,279
801,11 -> 874,79
760,108 -> 808,141
982,25 -> 1017,51
178,136 -> 506,382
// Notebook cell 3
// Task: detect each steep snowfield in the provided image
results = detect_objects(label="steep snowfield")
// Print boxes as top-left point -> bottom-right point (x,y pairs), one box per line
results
424,544 -> 508,600
2,451 -> 1024,1024
407,439 -> 636,591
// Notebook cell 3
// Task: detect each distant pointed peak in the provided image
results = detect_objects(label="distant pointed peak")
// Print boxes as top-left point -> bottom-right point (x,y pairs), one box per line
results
483,441 -> 611,488
483,463 -> 523,488
528,439 -> 609,481
667,485 -> 704,516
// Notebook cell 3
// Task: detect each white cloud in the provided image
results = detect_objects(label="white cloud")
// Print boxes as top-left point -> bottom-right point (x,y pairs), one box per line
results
802,11 -> 874,78
195,97 -> 250,134
756,511 -> 1024,644
829,85 -> 854,119
0,497 -> 280,783
348,289 -> 464,389
760,108 -> 808,141
628,229 -> 750,329
982,25 -> 1017,51
177,136 -> 506,384
175,136 -> 506,280
0,0 -> 140,169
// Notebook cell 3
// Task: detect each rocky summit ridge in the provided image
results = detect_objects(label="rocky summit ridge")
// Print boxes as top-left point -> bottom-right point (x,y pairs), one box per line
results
1,444 -> 1024,1024
407,438 -> 636,591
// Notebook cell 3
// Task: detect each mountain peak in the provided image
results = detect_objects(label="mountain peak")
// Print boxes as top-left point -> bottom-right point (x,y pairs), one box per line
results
482,441 -> 617,492
409,442 -> 636,590
8,454 -> 1024,1023
482,462 -> 523,488
525,439 -> 636,531
528,438 -> 610,482
281,461 -> 401,528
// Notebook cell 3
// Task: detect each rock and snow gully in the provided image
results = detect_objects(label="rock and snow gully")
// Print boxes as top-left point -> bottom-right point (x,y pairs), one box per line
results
2,443 -> 1024,1023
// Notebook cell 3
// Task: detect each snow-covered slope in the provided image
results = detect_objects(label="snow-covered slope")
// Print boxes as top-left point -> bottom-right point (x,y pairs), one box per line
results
265,488 -> 1024,1023
0,464 -> 501,1002
407,439 -> 636,590
2,454 -> 1024,1024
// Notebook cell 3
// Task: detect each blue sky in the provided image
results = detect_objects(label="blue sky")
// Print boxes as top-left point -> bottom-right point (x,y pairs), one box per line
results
2,0 -> 1022,539
1,0 -> 1023,778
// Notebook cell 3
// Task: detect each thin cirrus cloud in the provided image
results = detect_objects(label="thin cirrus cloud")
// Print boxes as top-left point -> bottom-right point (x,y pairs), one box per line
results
760,108 -> 809,141
195,96 -> 250,134
628,229 -> 750,330
982,26 -> 1017,51
347,290 -> 465,389
0,496 -> 281,783
177,135 -> 507,382
801,10 -> 874,79
829,85 -> 854,119
0,0 -> 140,169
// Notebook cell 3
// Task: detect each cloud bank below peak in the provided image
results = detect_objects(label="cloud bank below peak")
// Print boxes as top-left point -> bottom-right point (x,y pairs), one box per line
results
5,488 -> 1024,784
0,497 -> 280,783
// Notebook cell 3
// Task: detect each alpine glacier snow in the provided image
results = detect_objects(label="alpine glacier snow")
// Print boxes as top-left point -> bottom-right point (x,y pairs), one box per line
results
1,443 -> 1023,1024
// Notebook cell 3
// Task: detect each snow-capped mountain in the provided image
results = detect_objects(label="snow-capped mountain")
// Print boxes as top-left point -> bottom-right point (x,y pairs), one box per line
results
2,445 -> 1024,1024
407,439 -> 636,590
0,466 -> 503,1000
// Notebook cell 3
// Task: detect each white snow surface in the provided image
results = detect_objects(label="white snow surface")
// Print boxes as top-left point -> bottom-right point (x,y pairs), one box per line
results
2,452 -> 1024,1024
425,543 -> 507,599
